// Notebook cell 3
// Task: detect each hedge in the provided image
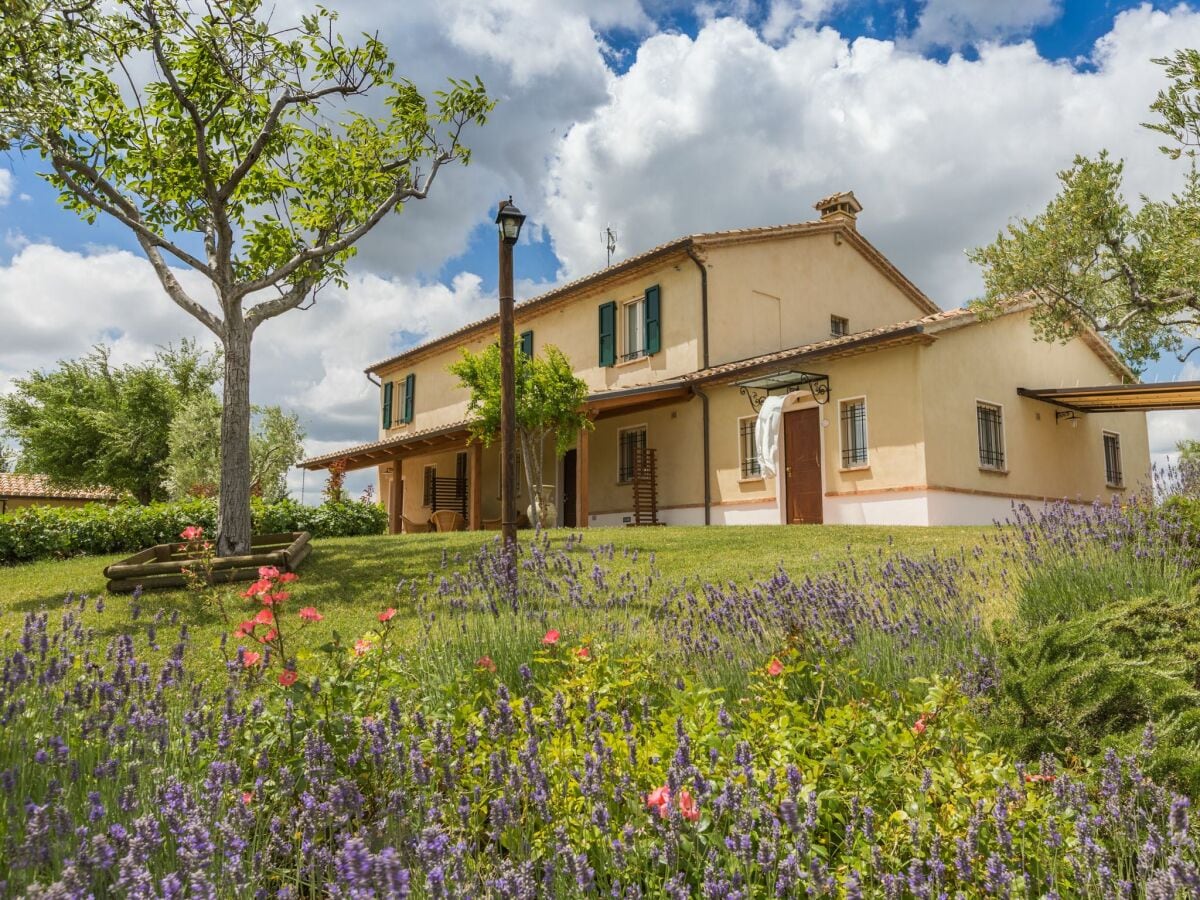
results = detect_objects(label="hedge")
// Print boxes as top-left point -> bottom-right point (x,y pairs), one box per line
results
0,497 -> 387,565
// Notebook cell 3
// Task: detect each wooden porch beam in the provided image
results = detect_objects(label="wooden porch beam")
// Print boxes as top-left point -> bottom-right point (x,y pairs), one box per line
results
469,441 -> 483,531
578,424 -> 590,528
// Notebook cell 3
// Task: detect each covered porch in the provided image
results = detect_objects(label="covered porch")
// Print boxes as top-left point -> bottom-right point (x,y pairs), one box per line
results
297,381 -> 694,534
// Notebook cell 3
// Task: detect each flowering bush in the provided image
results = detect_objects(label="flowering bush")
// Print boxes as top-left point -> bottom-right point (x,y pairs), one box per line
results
0,496 -> 386,565
3,599 -> 1198,896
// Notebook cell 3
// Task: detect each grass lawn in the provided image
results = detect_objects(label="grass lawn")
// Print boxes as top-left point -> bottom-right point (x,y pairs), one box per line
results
0,524 -> 995,667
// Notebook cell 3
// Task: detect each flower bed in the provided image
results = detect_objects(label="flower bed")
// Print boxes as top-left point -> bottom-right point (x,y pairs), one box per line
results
102,530 -> 311,593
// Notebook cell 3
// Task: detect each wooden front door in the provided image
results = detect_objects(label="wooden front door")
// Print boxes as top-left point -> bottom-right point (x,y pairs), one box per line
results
784,407 -> 823,524
561,449 -> 577,528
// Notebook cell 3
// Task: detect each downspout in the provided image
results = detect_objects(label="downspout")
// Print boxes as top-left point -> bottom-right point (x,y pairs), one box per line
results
365,372 -> 381,388
686,246 -> 710,369
692,386 -> 712,525
687,246 -> 712,524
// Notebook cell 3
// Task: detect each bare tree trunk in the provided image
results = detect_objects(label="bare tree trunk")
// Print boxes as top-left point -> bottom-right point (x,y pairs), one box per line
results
217,322 -> 254,556
519,429 -> 539,529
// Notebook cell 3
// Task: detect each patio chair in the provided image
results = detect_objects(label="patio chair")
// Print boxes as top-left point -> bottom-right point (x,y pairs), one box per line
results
401,515 -> 431,534
482,517 -> 502,531
429,510 -> 467,533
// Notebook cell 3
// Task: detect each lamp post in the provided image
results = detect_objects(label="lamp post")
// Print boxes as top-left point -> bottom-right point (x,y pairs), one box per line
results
495,197 -> 526,549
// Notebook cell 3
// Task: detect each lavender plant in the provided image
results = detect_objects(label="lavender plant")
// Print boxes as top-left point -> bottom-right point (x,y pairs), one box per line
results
3,595 -> 1198,897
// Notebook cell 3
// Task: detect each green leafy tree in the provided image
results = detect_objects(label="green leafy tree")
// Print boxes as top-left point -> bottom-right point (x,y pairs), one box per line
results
166,396 -> 305,503
0,0 -> 492,555
970,50 -> 1200,370
0,342 -> 220,503
449,343 -> 591,528
0,440 -> 14,473
1180,439 -> 1200,464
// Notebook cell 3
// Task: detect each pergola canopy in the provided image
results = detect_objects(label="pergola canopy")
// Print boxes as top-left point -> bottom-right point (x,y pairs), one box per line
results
1017,381 -> 1200,412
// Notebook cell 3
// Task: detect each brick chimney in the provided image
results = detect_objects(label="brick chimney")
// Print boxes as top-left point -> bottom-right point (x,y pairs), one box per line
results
813,191 -> 862,229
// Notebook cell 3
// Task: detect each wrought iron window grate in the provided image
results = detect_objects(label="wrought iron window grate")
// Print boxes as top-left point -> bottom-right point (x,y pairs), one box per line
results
739,419 -> 761,477
1104,433 -> 1123,486
977,404 -> 1005,469
840,400 -> 868,467
618,428 -> 647,483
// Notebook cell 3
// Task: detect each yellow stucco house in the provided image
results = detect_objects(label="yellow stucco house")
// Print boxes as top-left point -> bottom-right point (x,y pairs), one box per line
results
301,192 -> 1151,530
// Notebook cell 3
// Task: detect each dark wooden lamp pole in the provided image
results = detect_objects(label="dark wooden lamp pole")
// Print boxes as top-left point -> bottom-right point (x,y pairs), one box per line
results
495,197 -> 526,549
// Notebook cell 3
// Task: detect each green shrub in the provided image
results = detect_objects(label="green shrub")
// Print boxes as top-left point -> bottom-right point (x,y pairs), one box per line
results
991,587 -> 1200,794
0,496 -> 386,564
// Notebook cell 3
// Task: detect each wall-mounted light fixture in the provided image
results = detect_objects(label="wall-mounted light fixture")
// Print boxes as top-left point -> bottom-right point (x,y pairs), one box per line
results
1056,410 -> 1082,428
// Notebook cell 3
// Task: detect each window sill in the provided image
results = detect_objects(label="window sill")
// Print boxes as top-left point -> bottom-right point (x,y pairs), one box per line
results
738,475 -> 765,484
1107,482 -> 1126,491
979,466 -> 1008,475
839,464 -> 870,473
615,354 -> 650,369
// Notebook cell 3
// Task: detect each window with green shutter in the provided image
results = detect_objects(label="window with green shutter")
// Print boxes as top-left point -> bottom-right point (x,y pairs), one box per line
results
381,381 -> 393,428
519,330 -> 533,357
401,373 -> 415,424
644,284 -> 661,355
598,301 -> 616,367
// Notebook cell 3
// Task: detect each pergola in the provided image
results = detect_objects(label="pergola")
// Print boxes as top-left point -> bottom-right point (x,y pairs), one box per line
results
1017,381 -> 1200,412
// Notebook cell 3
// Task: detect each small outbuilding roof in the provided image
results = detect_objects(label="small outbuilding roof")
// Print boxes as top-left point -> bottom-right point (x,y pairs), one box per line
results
0,473 -> 119,501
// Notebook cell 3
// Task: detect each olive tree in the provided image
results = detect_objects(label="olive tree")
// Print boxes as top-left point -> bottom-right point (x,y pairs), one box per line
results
450,343 -> 591,529
0,0 -> 491,554
970,50 -> 1200,369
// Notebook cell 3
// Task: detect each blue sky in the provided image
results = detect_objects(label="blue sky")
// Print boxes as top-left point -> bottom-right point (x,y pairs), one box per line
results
1,0 -> 1197,498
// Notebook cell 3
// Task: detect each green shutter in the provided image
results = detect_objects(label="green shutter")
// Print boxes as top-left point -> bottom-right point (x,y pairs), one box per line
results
381,381 -> 393,428
644,284 -> 661,355
598,301 -> 616,367
520,330 -> 534,357
401,373 -> 415,423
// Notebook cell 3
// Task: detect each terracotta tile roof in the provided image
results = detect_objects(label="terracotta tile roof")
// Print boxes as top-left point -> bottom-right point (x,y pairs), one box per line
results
365,216 -> 939,375
299,422 -> 473,470
0,473 -> 119,501
687,306 -> 977,384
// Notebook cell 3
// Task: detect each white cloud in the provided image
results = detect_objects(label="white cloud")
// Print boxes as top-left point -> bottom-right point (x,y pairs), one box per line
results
0,242 -> 507,492
0,170 -> 12,207
910,0 -> 1062,50
543,4 -> 1200,312
760,0 -> 842,42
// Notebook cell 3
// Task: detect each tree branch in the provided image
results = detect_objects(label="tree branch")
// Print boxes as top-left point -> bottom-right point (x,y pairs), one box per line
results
239,152 -> 449,308
50,155 -> 217,277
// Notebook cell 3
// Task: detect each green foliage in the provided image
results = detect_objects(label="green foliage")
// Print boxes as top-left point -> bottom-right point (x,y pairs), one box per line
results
970,51 -> 1200,368
1180,439 -> 1200,465
0,497 -> 385,565
992,588 -> 1200,794
0,342 -> 220,503
165,396 -> 305,502
450,342 -> 591,525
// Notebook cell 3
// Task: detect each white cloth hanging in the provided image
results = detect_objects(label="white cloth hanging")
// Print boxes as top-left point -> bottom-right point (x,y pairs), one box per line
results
755,395 -> 784,478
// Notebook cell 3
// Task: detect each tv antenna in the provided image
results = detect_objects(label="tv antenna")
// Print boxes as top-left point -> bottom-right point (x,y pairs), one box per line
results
604,226 -> 617,267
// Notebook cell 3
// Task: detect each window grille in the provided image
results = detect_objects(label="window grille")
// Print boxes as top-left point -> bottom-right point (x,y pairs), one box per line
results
618,428 -> 647,483
977,403 -> 1005,469
1104,433 -> 1123,487
739,418 -> 761,477
840,399 -> 868,467
830,315 -> 849,337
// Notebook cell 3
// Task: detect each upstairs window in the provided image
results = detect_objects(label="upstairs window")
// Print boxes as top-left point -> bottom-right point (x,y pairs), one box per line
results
617,426 -> 647,483
977,402 -> 1005,470
381,381 -> 394,428
399,373 -> 416,424
739,416 -> 761,478
830,315 -> 849,337
839,398 -> 868,468
1104,432 -> 1123,487
622,297 -> 646,361
519,330 -> 534,357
